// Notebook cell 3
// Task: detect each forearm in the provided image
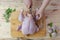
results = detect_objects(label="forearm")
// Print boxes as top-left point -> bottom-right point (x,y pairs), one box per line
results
23,0 -> 32,8
39,0 -> 50,12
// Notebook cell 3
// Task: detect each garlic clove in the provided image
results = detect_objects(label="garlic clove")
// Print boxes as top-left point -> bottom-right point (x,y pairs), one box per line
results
48,30 -> 52,33
52,32 -> 57,37
47,26 -> 53,33
52,25 -> 57,31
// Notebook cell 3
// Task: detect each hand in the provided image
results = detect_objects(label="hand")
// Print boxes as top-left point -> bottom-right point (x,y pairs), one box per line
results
35,8 -> 42,20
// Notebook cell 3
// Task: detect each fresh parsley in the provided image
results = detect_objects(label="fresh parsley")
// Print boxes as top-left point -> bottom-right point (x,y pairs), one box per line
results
48,22 -> 53,27
3,8 -> 16,22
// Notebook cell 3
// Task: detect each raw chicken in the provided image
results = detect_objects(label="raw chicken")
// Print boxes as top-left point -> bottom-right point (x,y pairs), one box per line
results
18,9 -> 24,22
18,13 -> 39,35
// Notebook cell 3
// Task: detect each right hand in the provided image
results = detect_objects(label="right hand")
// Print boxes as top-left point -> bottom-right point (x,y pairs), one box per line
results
35,8 -> 42,20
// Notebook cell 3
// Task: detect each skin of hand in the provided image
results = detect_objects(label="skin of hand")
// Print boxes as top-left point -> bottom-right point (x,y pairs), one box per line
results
36,0 -> 50,20
23,0 -> 32,8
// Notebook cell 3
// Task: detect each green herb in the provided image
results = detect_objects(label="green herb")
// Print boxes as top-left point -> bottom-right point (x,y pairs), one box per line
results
13,8 -> 16,12
3,8 -> 16,22
49,33 -> 52,37
48,22 -> 53,27
55,30 -> 57,33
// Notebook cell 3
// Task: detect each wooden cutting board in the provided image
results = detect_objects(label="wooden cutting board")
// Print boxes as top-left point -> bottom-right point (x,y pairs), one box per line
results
10,10 -> 46,38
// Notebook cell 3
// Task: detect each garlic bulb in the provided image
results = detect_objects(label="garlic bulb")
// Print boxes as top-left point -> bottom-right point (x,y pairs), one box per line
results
48,24 -> 57,37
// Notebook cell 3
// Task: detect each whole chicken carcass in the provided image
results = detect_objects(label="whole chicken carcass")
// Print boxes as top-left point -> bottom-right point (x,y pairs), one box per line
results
18,13 -> 39,35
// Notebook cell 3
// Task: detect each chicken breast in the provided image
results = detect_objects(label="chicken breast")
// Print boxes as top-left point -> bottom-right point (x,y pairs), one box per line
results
21,14 -> 39,35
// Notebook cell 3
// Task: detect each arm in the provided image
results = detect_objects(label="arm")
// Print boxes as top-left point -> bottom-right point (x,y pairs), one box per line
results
39,0 -> 50,13
23,0 -> 32,8
36,0 -> 50,20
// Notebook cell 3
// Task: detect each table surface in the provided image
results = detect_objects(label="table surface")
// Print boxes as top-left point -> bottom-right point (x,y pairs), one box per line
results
0,0 -> 60,39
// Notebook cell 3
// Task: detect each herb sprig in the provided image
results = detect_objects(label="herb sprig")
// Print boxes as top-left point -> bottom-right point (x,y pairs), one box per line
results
48,22 -> 53,27
3,8 -> 16,22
